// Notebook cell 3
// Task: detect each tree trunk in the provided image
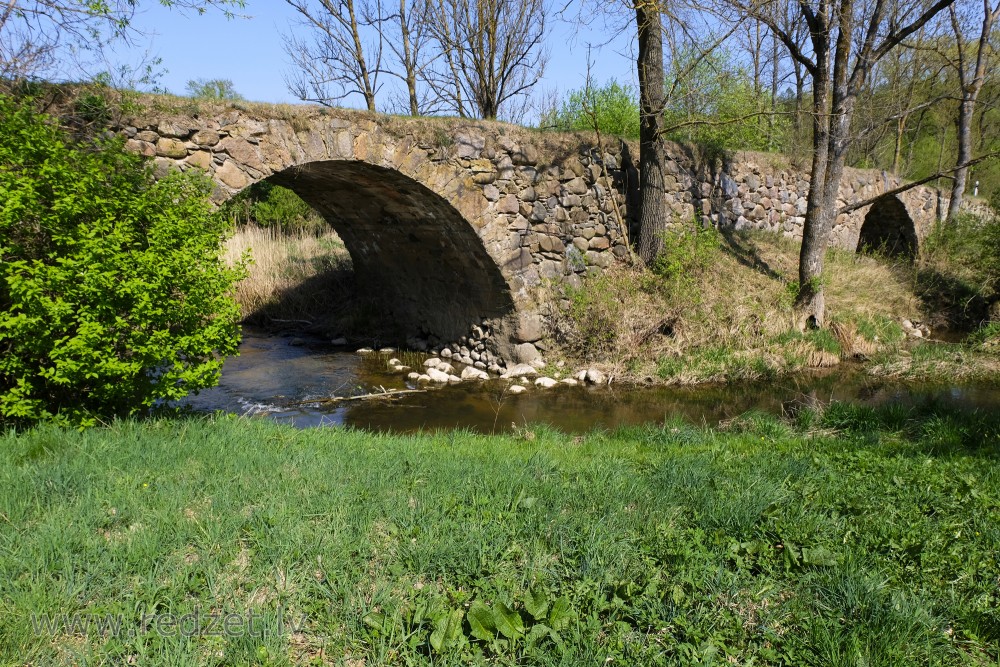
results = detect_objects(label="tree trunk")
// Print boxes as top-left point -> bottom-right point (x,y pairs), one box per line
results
635,0 -> 668,264
948,98 -> 975,219
400,0 -> 419,115
796,75 -> 831,328
347,0 -> 377,111
947,0 -> 998,220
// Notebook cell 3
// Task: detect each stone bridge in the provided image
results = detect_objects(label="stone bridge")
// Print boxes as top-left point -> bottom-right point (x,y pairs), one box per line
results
117,103 -> 940,362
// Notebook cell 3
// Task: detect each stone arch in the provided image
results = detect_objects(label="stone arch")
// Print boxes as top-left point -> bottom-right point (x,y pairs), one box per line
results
262,159 -> 516,343
856,194 -> 919,259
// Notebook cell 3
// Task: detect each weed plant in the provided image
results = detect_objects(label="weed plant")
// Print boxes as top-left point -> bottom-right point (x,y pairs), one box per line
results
1,407 -> 998,665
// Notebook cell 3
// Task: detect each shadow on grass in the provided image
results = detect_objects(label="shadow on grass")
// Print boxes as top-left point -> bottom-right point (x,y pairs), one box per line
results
241,268 -> 403,343
717,229 -> 785,282
914,267 -> 991,332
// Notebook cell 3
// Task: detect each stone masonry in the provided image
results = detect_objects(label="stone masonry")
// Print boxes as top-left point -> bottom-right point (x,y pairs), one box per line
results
117,103 -> 941,362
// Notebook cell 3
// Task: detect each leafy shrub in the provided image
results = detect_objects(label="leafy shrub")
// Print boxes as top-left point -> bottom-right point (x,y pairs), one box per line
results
663,48 -> 786,152
185,78 -> 243,101
540,80 -> 640,139
220,181 -> 326,232
0,96 -> 245,427
650,220 -> 720,299
918,213 -> 1000,328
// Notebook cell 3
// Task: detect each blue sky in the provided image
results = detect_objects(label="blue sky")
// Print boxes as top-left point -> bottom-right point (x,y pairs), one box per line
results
111,0 -> 639,119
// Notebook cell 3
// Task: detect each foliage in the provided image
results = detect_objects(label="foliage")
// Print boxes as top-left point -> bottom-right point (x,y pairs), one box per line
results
0,1 -> 245,86
650,220 -> 721,297
220,181 -> 326,232
2,406 -> 999,664
0,96 -> 245,427
185,78 -> 243,101
663,49 -> 785,152
918,213 -> 1000,327
540,80 -> 640,139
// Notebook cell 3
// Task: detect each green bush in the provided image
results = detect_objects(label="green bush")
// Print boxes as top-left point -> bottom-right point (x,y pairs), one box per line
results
663,49 -> 785,152
922,213 -> 1000,297
0,96 -> 245,427
650,220 -> 720,299
220,180 -> 326,232
540,80 -> 640,139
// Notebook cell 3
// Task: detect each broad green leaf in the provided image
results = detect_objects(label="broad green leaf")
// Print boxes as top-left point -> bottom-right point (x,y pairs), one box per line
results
493,601 -> 524,639
547,597 -> 574,632
802,545 -> 841,567
430,608 -> 465,652
524,587 -> 549,621
467,601 -> 497,641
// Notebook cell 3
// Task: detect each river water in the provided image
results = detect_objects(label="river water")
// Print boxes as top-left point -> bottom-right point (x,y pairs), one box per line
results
182,329 -> 1000,433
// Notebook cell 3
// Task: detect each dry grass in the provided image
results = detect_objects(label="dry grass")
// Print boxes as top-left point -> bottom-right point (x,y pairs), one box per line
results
224,226 -> 352,329
552,230 -> 925,384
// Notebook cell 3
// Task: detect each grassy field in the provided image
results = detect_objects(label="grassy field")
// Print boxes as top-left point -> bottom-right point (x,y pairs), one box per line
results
2,406 -> 999,666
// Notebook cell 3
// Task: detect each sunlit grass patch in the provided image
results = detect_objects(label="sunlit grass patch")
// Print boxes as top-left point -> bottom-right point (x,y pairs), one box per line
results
1,409 -> 998,665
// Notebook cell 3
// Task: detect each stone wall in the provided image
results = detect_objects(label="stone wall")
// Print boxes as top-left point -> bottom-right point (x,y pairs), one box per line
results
116,107 -> 632,362
117,104 -> 943,362
652,150 -> 939,252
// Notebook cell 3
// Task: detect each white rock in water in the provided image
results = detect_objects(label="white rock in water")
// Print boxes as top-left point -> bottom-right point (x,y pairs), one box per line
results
357,347 -> 374,354
440,348 -> 452,358
448,374 -> 462,383
392,365 -> 410,372
437,362 -> 455,375
575,369 -> 588,381
560,378 -> 579,386
407,372 -> 421,381
417,374 -> 431,383
534,377 -> 558,388
585,368 -> 607,384
331,337 -> 348,346
379,347 -> 396,354
460,355 -> 474,366
461,366 -> 489,380
387,358 -> 402,366
508,385 -> 527,394
501,363 -> 539,379
426,367 -> 451,383
423,357 -> 442,368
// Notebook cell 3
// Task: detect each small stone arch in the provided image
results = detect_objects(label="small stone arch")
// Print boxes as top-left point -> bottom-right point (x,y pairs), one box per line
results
262,159 -> 517,343
856,194 -> 919,259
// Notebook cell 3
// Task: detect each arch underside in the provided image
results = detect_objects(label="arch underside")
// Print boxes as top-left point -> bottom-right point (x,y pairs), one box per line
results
268,160 -> 515,342
856,195 -> 918,259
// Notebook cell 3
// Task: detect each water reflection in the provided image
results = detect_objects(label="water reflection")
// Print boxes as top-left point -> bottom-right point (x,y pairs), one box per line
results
182,329 -> 1000,433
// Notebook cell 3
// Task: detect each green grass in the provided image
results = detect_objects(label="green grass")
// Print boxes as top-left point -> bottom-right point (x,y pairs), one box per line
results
2,409 -> 999,666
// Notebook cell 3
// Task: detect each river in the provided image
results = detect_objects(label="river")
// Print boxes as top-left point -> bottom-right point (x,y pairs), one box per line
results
181,328 -> 1000,432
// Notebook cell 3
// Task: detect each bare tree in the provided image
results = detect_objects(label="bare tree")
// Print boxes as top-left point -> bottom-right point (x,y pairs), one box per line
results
367,0 -> 434,115
943,0 -> 1000,219
723,0 -> 958,327
423,0 -> 548,119
283,0 -> 383,111
0,0 -> 243,85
